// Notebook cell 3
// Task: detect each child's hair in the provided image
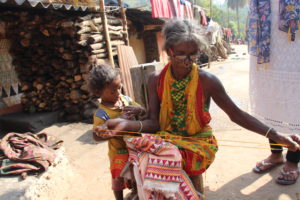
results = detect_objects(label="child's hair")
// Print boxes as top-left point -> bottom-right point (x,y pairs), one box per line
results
88,63 -> 120,94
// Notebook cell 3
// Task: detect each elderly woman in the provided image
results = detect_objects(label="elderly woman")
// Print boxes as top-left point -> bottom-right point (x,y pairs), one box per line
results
95,19 -> 300,196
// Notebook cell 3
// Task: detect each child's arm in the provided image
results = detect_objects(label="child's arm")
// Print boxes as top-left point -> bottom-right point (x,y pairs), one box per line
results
93,124 -> 114,141
93,111 -> 113,141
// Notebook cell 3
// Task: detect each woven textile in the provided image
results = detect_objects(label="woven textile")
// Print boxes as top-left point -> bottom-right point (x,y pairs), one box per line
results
0,38 -> 21,108
125,135 -> 201,200
249,0 -> 300,133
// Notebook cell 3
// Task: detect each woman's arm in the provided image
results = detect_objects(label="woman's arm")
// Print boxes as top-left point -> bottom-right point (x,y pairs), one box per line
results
202,71 -> 300,151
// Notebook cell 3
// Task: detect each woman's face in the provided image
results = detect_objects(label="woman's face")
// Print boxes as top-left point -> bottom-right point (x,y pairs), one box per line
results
168,41 -> 199,76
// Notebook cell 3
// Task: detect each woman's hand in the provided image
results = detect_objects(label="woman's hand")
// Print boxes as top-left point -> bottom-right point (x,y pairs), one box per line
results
273,133 -> 300,152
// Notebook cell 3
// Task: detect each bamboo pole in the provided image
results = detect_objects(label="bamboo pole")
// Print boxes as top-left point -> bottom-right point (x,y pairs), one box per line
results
118,0 -> 129,45
99,0 -> 115,67
210,0 -> 212,17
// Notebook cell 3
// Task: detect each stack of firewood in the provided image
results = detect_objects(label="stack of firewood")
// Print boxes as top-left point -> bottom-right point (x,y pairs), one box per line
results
0,10 -> 124,121
78,15 -> 125,60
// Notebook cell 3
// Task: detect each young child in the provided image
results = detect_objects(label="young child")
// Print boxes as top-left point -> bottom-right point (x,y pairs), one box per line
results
88,64 -> 145,200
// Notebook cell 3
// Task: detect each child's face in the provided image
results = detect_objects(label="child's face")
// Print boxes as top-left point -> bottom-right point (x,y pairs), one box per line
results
101,75 -> 122,103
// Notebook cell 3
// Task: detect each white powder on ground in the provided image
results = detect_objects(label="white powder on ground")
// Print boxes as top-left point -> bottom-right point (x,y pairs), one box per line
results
22,148 -> 76,200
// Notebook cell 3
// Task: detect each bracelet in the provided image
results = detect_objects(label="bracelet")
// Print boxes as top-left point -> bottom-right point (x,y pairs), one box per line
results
137,120 -> 143,133
265,127 -> 272,138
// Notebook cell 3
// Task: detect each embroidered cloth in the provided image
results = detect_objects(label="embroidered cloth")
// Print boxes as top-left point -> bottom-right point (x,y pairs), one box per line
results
125,135 -> 201,200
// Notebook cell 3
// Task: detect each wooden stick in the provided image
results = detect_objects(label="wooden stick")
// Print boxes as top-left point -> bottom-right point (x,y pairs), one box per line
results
100,0 -> 115,67
118,0 -> 129,45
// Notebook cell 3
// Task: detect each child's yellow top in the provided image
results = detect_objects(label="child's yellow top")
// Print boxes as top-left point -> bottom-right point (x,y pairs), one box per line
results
93,95 -> 140,128
93,95 -> 140,178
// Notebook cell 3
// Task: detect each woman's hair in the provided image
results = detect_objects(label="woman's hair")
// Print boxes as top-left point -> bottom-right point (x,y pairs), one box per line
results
162,19 -> 207,51
88,63 -> 120,93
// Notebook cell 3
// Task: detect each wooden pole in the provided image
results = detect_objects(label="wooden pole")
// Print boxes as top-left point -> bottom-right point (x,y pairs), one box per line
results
210,0 -> 212,17
118,0 -> 129,46
99,0 -> 115,67
227,5 -> 229,28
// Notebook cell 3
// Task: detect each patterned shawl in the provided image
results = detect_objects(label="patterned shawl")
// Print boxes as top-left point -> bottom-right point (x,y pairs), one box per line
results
124,135 -> 201,200
247,0 -> 300,64
279,0 -> 300,42
247,0 -> 272,64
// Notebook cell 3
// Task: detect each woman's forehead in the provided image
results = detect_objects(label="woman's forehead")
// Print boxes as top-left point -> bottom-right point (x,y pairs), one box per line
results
172,41 -> 198,53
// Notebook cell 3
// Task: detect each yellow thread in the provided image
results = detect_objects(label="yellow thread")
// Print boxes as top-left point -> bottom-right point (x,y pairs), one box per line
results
96,129 -> 287,150
288,27 -> 292,43
298,23 -> 300,38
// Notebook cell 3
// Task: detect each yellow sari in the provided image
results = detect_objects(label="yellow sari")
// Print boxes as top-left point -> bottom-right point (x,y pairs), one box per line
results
157,62 -> 218,175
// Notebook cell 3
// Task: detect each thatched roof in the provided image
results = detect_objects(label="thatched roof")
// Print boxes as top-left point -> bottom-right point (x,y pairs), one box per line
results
0,0 -> 97,11
126,8 -> 164,26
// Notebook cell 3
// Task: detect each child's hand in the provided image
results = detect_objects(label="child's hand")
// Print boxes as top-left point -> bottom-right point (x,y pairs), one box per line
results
93,124 -> 114,140
123,106 -> 145,119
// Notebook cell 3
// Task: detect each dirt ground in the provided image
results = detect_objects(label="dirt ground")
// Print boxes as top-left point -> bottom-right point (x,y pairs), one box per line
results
2,45 -> 299,200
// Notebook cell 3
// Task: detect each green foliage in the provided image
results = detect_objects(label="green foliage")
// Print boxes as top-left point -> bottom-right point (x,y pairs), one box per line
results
228,21 -> 238,35
226,0 -> 248,9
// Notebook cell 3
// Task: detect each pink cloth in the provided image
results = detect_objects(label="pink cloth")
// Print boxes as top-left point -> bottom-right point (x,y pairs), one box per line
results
177,0 -> 185,18
150,0 -> 172,18
170,0 -> 179,18
184,1 -> 193,19
200,10 -> 207,26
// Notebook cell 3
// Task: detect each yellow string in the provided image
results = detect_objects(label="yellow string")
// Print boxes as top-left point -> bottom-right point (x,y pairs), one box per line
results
298,23 -> 300,38
288,27 -> 292,43
95,129 -> 288,151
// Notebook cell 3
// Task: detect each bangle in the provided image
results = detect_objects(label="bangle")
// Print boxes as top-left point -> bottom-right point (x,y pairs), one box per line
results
137,120 -> 143,133
265,127 -> 272,138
